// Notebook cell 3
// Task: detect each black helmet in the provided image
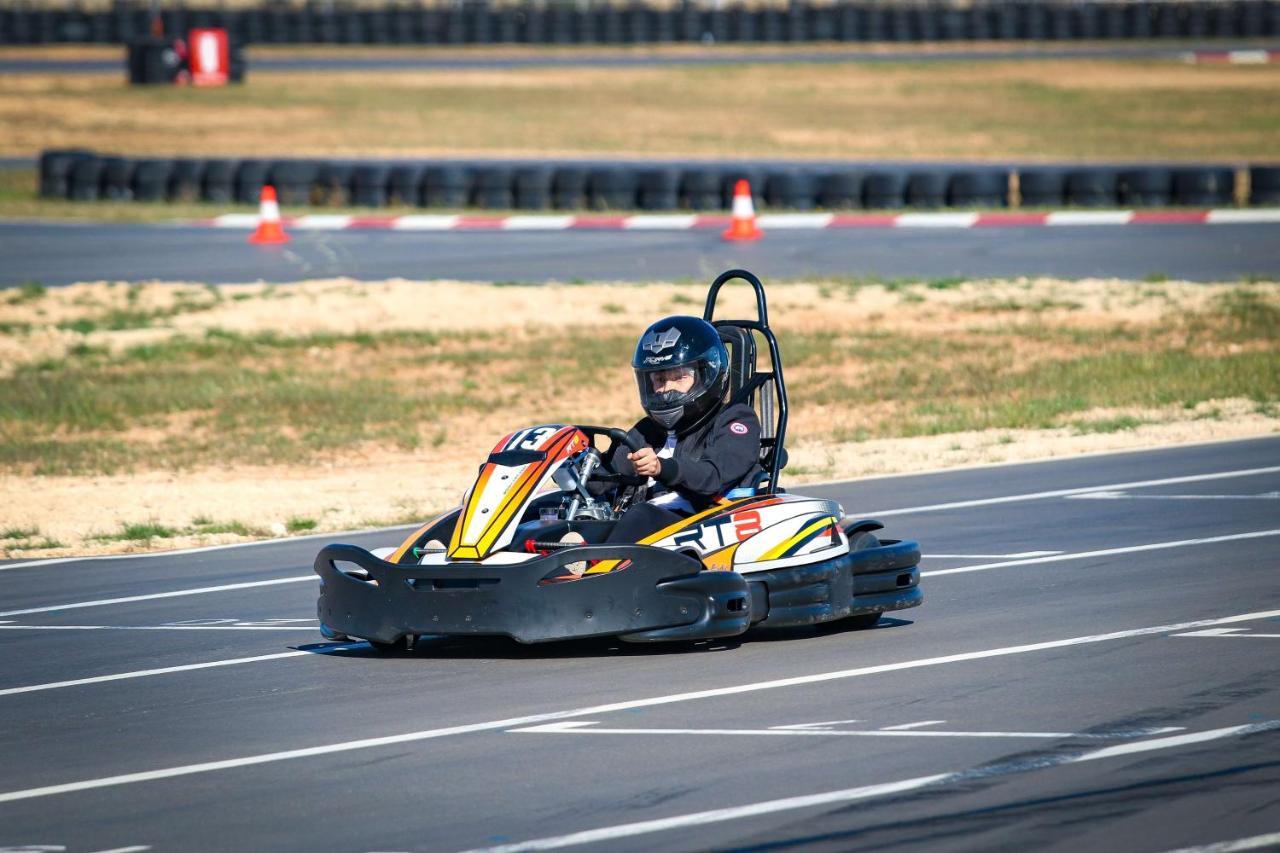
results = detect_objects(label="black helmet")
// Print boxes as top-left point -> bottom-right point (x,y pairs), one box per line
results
632,316 -> 730,432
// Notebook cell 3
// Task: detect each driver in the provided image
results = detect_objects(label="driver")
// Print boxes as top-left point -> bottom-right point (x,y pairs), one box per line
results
606,315 -> 763,543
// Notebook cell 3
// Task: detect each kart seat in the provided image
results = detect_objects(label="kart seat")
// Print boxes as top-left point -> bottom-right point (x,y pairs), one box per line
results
716,325 -> 787,488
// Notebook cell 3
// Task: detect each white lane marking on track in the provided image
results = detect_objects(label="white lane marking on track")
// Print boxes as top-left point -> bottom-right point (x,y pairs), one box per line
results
463,722 -> 1280,853
509,722 -> 1186,740
1173,628 -> 1280,639
0,644 -> 362,698
0,576 -> 316,617
770,720 -> 860,731
1158,831 -> 1280,853
921,529 -> 1280,577
880,720 -> 946,730
0,625 -> 319,632
0,609 -> 1276,804
865,464 -> 1280,517
1067,491 -> 1280,501
923,551 -> 1062,559
88,847 -> 151,853
0,523 -> 420,572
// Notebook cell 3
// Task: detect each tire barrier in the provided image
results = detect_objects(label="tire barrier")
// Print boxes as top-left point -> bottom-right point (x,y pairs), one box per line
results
1251,166 -> 1280,205
36,152 -> 1274,210
6,1 -> 1280,46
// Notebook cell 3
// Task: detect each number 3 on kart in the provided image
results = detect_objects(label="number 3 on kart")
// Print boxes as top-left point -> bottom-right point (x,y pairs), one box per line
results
506,426 -> 557,452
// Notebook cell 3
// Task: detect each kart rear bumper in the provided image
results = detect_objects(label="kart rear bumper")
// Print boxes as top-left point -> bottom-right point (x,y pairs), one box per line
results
315,543 -> 752,645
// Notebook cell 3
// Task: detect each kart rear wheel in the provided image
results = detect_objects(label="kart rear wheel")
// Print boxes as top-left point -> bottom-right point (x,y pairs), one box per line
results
846,531 -> 884,629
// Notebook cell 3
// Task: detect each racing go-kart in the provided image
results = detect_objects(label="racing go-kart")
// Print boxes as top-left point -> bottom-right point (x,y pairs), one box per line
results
314,269 -> 922,650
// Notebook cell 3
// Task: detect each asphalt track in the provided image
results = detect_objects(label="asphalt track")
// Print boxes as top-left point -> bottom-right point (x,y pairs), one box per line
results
4,42 -> 1277,75
2,221 -> 1277,285
1,436 -> 1278,852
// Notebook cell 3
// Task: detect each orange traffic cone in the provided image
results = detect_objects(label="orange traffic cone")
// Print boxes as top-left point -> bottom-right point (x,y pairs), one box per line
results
249,185 -> 290,245
722,179 -> 762,242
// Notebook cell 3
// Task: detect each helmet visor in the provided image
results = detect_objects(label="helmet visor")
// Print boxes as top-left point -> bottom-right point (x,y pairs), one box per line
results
635,359 -> 717,421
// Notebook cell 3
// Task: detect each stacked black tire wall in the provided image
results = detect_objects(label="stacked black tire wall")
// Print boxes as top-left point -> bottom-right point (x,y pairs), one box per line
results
34,151 -> 1273,210
6,1 -> 1280,46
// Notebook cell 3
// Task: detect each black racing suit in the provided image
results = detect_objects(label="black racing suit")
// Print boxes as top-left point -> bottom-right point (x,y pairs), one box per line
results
605,402 -> 763,542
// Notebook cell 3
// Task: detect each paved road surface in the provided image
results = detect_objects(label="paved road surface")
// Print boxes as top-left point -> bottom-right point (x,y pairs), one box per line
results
2,221 -> 1276,285
1,436 -> 1277,851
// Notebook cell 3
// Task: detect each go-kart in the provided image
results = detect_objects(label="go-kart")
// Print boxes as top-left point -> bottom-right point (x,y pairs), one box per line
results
314,269 -> 922,650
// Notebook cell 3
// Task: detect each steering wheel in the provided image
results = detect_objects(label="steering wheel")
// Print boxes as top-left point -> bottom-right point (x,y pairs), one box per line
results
575,425 -> 648,487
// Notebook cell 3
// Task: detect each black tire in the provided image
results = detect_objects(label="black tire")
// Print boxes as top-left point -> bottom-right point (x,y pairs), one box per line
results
588,167 -> 638,211
551,166 -> 588,210
1118,168 -> 1173,207
514,166 -> 553,210
1017,169 -> 1065,207
39,149 -> 94,199
845,530 -> 883,629
1249,166 -> 1280,206
423,164 -> 471,208
131,158 -> 173,202
270,160 -> 321,206
352,163 -> 391,207
473,166 -> 514,209
763,170 -> 816,210
680,167 -> 721,210
234,159 -> 270,204
201,159 -> 237,204
906,172 -> 948,209
101,157 -> 135,201
1172,167 -> 1235,206
863,170 -> 907,209
637,167 -> 679,211
168,159 -> 205,202
816,171 -> 863,210
948,171 -> 1008,207
316,162 -> 355,207
68,155 -> 105,201
1065,169 -> 1117,207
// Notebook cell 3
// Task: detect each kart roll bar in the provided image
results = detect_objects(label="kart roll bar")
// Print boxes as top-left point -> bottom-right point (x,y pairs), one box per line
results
703,269 -> 789,493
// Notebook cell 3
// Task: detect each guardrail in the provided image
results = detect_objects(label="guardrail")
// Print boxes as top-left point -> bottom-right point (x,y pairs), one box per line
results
37,151 -> 1280,209
3,1 -> 1280,45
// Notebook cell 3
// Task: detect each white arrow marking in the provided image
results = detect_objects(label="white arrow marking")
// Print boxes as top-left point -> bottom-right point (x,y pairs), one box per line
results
1174,628 -> 1280,639
1158,830 -> 1280,853
770,720 -> 861,731
881,720 -> 947,731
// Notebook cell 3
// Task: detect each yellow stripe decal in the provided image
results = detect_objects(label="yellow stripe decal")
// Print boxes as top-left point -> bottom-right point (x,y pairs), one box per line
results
760,517 -> 834,562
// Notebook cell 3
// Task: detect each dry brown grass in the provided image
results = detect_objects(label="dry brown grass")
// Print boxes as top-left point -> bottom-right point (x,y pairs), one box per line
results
2,58 -> 1277,160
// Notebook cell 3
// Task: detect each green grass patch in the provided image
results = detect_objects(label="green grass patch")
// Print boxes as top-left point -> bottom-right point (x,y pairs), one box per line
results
96,521 -> 179,542
1071,415 -> 1148,435
286,516 -> 318,533
0,526 -> 39,540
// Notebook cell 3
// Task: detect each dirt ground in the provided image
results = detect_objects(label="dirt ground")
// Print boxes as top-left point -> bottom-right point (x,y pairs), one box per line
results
1,276 -> 1276,560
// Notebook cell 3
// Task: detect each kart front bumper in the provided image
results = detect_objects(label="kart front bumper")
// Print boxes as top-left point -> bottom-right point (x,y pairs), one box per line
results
315,543 -> 752,645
